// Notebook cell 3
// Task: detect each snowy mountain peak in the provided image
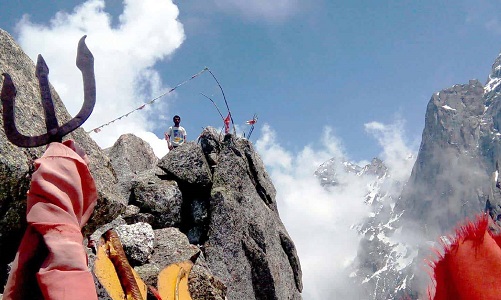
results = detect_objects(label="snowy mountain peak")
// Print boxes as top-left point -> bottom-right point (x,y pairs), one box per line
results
484,52 -> 501,94
360,157 -> 388,178
314,157 -> 388,187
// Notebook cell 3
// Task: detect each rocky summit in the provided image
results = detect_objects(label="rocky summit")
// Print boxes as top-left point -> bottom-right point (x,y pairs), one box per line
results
0,29 -> 301,299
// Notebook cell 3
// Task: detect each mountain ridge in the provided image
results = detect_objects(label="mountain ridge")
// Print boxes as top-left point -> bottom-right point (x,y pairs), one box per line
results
315,49 -> 501,299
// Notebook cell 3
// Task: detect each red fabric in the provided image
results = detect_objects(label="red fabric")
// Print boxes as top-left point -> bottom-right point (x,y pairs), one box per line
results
429,214 -> 501,300
3,140 -> 98,300
224,113 -> 231,134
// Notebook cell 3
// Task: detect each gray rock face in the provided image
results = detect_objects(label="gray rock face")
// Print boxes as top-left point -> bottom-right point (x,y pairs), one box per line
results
89,216 -> 127,243
135,227 -> 201,286
203,134 -> 301,300
354,51 -> 501,299
361,158 -> 387,178
189,263 -> 227,300
484,52 -> 501,131
138,127 -> 302,299
0,28 -> 124,288
135,227 -> 227,300
481,53 -> 501,221
400,79 -> 489,236
365,80 -> 493,299
199,127 -> 222,168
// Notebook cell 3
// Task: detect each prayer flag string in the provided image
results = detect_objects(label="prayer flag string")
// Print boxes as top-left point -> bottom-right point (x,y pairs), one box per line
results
87,67 -> 208,134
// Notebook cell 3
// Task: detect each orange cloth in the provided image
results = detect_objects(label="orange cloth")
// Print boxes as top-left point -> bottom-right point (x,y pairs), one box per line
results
3,140 -> 98,300
429,215 -> 501,300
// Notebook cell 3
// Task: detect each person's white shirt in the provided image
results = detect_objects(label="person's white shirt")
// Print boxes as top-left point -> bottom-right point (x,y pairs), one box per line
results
166,126 -> 187,147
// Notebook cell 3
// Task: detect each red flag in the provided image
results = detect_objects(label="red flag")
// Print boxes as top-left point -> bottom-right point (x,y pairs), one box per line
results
428,214 -> 501,299
224,113 -> 231,134
246,119 -> 256,125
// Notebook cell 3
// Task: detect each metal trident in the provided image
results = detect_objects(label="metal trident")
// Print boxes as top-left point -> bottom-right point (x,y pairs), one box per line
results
1,35 -> 96,147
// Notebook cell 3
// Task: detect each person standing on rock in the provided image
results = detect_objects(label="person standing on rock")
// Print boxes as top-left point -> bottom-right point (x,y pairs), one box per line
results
165,115 -> 187,150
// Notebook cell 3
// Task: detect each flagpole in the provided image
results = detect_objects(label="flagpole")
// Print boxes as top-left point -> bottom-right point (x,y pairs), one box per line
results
200,93 -> 225,120
207,69 -> 236,135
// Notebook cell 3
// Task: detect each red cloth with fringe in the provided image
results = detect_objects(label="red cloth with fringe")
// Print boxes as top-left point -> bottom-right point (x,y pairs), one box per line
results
429,214 -> 501,300
3,140 -> 98,300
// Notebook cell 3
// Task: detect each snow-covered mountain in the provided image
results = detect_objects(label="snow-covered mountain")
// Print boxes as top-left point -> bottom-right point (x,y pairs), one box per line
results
316,49 -> 501,299
316,157 -> 416,299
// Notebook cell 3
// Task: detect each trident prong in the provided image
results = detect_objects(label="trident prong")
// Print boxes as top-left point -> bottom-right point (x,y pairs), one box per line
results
1,35 -> 96,148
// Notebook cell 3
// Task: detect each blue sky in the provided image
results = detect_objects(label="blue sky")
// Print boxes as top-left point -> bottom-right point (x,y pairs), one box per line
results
2,0 -> 500,161
1,1 -> 501,298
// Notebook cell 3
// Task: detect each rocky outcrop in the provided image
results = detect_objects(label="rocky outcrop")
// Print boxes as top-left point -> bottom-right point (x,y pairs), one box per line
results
480,53 -> 501,220
200,132 -> 301,300
111,141 -> 184,229
0,28 -> 125,288
370,80 -> 495,299
314,157 -> 385,188
87,130 -> 301,299
352,50 -> 501,299
90,128 -> 302,298
130,176 -> 183,228
0,28 -> 301,299
314,51 -> 501,299
355,160 -> 416,300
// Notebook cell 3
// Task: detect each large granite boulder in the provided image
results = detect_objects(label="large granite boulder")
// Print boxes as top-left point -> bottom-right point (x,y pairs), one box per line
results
106,133 -> 158,198
115,222 -> 155,265
158,141 -> 212,188
149,227 -> 200,269
106,133 -> 158,179
0,28 -> 125,288
188,263 -> 227,300
130,176 -> 183,228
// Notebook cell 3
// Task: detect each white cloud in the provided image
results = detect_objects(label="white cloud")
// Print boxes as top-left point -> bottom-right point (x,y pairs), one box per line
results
255,121 -> 417,299
255,124 -> 292,169
213,0 -> 301,22
364,119 -> 416,181
256,124 -> 372,299
15,0 -> 185,157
